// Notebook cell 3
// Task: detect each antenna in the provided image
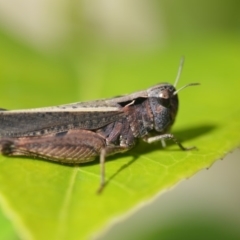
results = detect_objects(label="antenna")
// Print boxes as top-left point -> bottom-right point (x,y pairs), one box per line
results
174,56 -> 185,87
173,83 -> 200,95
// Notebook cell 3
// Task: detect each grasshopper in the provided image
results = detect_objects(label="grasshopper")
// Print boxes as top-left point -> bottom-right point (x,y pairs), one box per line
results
0,58 -> 199,192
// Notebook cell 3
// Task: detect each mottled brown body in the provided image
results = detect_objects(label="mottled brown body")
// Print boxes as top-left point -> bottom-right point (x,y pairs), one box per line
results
0,89 -> 177,163
0,85 -> 181,164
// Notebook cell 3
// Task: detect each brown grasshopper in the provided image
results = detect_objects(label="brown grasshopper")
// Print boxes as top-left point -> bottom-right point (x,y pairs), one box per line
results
0,58 -> 199,192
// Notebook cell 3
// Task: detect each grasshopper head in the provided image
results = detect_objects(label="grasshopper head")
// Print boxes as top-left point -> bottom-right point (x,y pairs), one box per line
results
147,57 -> 199,133
147,82 -> 199,133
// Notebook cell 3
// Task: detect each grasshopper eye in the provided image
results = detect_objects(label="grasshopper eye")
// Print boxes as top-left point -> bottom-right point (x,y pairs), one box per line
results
159,92 -> 170,108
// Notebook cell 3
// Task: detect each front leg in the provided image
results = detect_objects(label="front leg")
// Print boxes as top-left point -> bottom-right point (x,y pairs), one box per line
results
144,133 -> 196,151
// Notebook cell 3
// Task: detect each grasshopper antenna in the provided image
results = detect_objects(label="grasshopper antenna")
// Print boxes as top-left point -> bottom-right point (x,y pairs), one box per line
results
174,56 -> 185,88
173,57 -> 200,95
173,83 -> 200,95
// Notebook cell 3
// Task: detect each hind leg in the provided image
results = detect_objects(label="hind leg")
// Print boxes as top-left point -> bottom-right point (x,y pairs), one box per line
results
0,129 -> 106,164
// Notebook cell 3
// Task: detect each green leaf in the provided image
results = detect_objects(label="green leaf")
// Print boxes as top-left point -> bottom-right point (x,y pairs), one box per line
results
0,32 -> 239,240
0,207 -> 18,240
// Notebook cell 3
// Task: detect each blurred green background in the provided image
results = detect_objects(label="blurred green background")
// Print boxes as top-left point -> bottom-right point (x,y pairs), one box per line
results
0,0 -> 239,239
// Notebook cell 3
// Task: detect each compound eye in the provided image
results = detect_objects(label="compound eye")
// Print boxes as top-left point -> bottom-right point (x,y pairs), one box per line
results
159,92 -> 170,107
159,97 -> 170,108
